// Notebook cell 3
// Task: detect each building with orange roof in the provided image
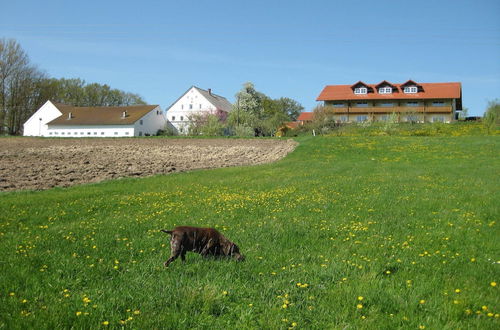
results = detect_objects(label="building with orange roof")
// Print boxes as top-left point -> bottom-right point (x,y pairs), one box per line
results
316,80 -> 462,123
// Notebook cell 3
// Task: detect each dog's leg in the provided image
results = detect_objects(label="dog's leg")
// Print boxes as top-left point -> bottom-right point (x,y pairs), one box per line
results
180,250 -> 187,262
164,236 -> 182,267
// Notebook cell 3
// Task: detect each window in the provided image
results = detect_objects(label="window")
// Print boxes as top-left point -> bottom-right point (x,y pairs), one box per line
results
172,116 -> 176,121
404,86 -> 418,93
432,116 -> 445,123
380,102 -> 393,107
354,87 -> 367,94
61,132 -> 65,135
406,115 -> 418,122
140,120 -> 143,125
406,101 -> 419,107
379,115 -> 388,121
333,102 -> 344,108
340,116 -> 348,122
114,132 -> 118,135
180,116 -> 184,121
356,102 -> 368,107
74,132 -> 78,135
49,132 -> 53,135
94,132 -> 97,135
125,132 -> 129,135
139,131 -> 143,136
189,104 -> 193,110
80,132 -> 84,135
356,115 -> 368,122
55,132 -> 59,135
87,132 -> 91,135
199,104 -> 202,109
378,87 -> 392,94
432,101 -> 445,107
181,105 -> 184,110
101,132 -> 105,135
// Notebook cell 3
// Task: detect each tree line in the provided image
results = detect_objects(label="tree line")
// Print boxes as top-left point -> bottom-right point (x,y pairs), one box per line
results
0,39 -> 145,135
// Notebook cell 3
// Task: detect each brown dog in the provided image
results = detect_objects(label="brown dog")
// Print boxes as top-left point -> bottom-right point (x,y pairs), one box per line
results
161,226 -> 245,267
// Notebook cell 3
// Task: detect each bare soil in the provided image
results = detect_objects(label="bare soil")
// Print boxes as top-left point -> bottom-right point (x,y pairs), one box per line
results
0,138 -> 297,192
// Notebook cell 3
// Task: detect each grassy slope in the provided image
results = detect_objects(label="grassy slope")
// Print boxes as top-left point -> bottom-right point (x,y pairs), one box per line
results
0,136 -> 499,329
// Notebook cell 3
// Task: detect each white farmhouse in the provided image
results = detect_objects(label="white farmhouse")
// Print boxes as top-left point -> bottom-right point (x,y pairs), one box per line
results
166,86 -> 232,134
23,100 -> 166,137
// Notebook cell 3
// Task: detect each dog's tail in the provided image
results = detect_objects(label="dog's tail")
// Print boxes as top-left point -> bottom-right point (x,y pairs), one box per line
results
160,229 -> 173,235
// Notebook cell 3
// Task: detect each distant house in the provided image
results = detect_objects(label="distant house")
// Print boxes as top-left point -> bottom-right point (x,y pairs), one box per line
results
316,80 -> 462,123
296,112 -> 314,125
23,100 -> 166,137
166,86 -> 232,134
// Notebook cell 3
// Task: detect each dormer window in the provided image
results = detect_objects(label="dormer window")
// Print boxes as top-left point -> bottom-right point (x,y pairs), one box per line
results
354,87 -> 367,94
378,87 -> 392,94
404,86 -> 418,93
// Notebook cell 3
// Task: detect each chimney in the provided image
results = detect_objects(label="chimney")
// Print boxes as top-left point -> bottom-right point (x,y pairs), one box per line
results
208,88 -> 212,96
67,112 -> 72,120
122,111 -> 127,118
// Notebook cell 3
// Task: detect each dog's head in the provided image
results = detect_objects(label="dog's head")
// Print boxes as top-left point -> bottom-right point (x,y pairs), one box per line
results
223,242 -> 245,261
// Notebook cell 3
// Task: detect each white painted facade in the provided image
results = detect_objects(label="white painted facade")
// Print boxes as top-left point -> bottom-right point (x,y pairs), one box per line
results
166,87 -> 231,134
23,100 -> 63,137
23,101 -> 166,137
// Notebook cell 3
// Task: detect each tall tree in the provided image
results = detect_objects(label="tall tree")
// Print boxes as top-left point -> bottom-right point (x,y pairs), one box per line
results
0,38 -> 45,135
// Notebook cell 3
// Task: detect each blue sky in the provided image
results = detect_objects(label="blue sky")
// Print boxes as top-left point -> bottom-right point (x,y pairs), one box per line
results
1,0 -> 499,116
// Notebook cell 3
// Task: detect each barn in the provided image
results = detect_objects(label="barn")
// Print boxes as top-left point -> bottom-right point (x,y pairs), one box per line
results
23,100 -> 166,137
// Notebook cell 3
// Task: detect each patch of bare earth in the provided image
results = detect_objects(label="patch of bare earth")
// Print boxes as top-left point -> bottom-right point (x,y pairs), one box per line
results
0,138 -> 297,192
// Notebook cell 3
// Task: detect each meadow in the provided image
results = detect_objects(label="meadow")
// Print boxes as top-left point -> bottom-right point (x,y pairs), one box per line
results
0,134 -> 499,329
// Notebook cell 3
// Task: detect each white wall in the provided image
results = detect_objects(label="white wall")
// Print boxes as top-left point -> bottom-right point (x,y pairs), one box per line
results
133,105 -> 166,136
23,101 -> 62,136
167,87 -> 218,134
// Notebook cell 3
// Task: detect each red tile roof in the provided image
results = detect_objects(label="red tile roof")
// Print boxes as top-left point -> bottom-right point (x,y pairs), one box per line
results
297,112 -> 314,121
317,82 -> 461,101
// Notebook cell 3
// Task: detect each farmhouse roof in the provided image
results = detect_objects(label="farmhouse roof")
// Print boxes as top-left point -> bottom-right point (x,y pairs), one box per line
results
47,103 -> 159,126
297,112 -> 314,121
317,81 -> 461,101
193,87 -> 233,112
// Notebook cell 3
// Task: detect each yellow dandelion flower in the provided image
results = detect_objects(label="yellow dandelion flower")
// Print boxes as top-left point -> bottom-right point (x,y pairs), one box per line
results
482,305 -> 488,311
358,296 -> 364,301
357,304 -> 363,309
455,289 -> 460,293
419,325 -> 426,329
102,321 -> 109,326
76,311 -> 82,316
419,300 -> 425,304
491,282 -> 497,287
133,310 -> 140,315
222,291 -> 228,295
282,304 -> 288,309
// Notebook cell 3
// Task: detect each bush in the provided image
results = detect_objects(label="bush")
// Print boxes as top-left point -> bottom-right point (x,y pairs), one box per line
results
232,124 -> 255,137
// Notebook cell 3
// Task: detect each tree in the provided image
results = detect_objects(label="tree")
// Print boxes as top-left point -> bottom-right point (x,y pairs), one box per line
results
0,38 -> 45,135
230,82 -> 304,136
483,99 -> 500,133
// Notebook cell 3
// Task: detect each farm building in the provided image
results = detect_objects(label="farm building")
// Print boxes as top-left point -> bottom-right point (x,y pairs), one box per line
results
23,100 -> 166,137
316,80 -> 462,123
166,86 -> 232,134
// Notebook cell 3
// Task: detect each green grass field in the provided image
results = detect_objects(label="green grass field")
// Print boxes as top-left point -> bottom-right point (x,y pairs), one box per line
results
1,135 -> 499,329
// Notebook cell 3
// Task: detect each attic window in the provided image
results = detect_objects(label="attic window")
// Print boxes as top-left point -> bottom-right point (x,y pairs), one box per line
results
354,87 -> 367,94
404,86 -> 418,93
378,87 -> 392,94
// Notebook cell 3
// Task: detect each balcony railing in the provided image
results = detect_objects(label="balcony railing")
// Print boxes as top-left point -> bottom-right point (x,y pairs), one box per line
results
331,106 -> 452,113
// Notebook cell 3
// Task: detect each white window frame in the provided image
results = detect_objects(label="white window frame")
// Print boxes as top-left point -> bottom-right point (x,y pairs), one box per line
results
404,86 -> 418,93
378,87 -> 392,94
354,87 -> 367,94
